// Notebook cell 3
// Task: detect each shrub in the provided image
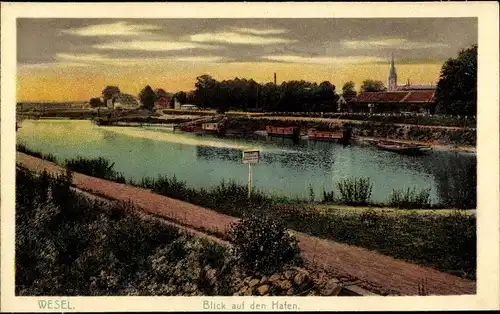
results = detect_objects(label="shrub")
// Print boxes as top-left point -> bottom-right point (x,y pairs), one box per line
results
64,156 -> 118,180
228,212 -> 302,275
388,187 -> 431,209
336,177 -> 373,205
322,188 -> 335,203
16,144 -> 57,162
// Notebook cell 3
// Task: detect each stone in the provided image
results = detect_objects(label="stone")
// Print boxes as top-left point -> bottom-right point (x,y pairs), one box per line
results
244,276 -> 252,284
293,272 -> 308,286
278,280 -> 293,291
245,287 -> 254,296
259,276 -> 268,284
257,285 -> 269,295
249,278 -> 260,288
268,274 -> 281,282
205,268 -> 217,286
320,278 -> 342,296
238,286 -> 248,294
286,288 -> 295,296
283,270 -> 294,280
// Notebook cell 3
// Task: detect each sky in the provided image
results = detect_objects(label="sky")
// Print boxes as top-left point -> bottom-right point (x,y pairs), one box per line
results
17,18 -> 477,102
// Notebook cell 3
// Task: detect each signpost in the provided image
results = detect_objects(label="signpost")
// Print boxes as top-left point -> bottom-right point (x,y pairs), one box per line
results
242,150 -> 260,200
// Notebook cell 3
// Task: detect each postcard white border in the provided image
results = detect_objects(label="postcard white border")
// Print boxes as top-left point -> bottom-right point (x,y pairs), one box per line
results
2,1 -> 499,312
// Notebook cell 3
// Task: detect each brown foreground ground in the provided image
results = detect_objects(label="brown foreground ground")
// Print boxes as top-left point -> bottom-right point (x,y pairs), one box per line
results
16,152 -> 476,296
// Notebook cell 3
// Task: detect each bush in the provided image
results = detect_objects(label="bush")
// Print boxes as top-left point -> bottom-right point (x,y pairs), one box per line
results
336,177 -> 373,205
228,212 -> 302,275
388,187 -> 431,209
16,144 -> 57,162
64,156 -> 119,181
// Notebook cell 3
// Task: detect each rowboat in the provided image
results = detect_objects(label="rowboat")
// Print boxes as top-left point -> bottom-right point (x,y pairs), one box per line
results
376,141 -> 431,156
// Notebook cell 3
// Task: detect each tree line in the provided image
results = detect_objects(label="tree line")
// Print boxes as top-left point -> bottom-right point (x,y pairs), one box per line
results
90,44 -> 477,116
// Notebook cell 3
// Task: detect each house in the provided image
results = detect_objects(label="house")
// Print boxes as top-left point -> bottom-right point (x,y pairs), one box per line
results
154,95 -> 172,110
202,122 -> 219,132
349,90 -> 436,114
110,93 -> 141,110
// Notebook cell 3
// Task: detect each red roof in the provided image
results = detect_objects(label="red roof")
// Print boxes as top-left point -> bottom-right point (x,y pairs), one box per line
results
353,91 -> 435,103
403,91 -> 435,102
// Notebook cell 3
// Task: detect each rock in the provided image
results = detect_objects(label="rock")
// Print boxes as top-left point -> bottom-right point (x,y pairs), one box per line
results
283,270 -> 294,280
244,276 -> 252,284
320,278 -> 342,296
293,272 -> 308,286
278,280 -> 293,291
260,276 -> 268,284
245,287 -> 254,296
257,285 -> 269,295
249,278 -> 260,288
238,286 -> 248,294
205,268 -> 217,286
268,274 -> 281,282
286,288 -> 295,296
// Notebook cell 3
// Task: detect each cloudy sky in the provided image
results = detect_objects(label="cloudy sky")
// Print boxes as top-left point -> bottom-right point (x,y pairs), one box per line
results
17,18 -> 477,101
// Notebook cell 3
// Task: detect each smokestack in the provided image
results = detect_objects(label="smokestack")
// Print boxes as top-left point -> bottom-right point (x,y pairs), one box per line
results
274,73 -> 277,85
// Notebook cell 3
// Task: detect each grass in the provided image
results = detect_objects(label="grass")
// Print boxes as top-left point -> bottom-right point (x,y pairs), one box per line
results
388,187 -> 431,209
16,150 -> 477,279
15,166 -> 240,296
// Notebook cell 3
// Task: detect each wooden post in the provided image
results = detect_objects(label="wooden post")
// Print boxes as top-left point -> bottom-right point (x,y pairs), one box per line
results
248,163 -> 252,200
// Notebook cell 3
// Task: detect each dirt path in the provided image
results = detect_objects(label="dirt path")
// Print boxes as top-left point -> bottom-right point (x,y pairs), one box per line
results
16,152 -> 476,296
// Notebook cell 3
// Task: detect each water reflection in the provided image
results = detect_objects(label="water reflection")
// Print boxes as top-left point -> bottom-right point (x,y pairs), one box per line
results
17,120 -> 476,206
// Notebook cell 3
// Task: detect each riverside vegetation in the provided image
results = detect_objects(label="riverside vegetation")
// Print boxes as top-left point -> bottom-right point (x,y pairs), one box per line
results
17,166 -> 351,296
16,149 -> 477,279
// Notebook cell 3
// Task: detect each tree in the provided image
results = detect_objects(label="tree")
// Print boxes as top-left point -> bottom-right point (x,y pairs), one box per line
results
138,85 -> 157,111
172,91 -> 188,104
342,81 -> 357,99
101,86 -> 120,104
155,88 -> 168,98
360,80 -> 386,92
435,45 -> 477,116
89,98 -> 103,107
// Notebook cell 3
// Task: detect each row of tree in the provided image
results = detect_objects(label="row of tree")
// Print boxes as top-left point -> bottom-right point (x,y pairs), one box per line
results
90,85 -> 171,111
90,44 -> 477,116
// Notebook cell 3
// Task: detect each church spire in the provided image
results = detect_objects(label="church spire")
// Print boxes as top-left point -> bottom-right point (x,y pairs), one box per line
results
388,53 -> 397,91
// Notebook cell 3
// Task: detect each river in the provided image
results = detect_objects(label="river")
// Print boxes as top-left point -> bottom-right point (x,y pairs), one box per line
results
16,119 -> 476,207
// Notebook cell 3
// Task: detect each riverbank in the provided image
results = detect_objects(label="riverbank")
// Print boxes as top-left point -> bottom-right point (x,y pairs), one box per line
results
16,150 -> 477,280
15,152 -> 476,295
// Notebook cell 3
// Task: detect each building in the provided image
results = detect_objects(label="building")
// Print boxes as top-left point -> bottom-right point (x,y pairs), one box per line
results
109,93 -> 141,110
349,55 -> 437,113
154,95 -> 172,110
350,90 -> 435,113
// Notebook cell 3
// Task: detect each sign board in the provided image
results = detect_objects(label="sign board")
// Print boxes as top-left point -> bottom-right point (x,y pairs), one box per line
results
243,150 -> 260,164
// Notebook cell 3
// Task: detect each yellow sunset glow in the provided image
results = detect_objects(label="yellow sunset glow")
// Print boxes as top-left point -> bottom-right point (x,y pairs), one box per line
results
17,62 -> 443,102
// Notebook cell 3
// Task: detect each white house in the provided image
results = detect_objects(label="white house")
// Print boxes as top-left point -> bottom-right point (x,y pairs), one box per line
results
111,93 -> 141,110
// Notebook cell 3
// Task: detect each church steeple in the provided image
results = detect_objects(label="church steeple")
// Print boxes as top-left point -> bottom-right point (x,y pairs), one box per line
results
388,53 -> 397,91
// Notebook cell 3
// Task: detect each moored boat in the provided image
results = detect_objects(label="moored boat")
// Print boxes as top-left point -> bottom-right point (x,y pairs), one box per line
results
376,141 -> 431,156
307,128 -> 343,142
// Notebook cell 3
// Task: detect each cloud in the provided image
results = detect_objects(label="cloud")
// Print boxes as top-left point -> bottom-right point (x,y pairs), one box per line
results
260,55 -> 387,64
171,56 -> 227,63
188,32 -> 297,45
18,62 -> 89,70
231,27 -> 288,35
60,21 -> 162,37
93,40 -> 222,51
341,38 -> 451,50
54,52 -> 227,66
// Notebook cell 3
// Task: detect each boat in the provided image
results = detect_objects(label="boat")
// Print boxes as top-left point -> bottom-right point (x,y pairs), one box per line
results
376,141 -> 431,156
307,128 -> 343,142
265,126 -> 299,137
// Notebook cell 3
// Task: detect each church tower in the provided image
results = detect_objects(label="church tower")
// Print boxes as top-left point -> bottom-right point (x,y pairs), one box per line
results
388,53 -> 397,91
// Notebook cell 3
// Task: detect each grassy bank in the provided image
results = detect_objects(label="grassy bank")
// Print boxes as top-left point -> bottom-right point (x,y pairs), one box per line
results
16,150 -> 476,279
16,166 -> 314,296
